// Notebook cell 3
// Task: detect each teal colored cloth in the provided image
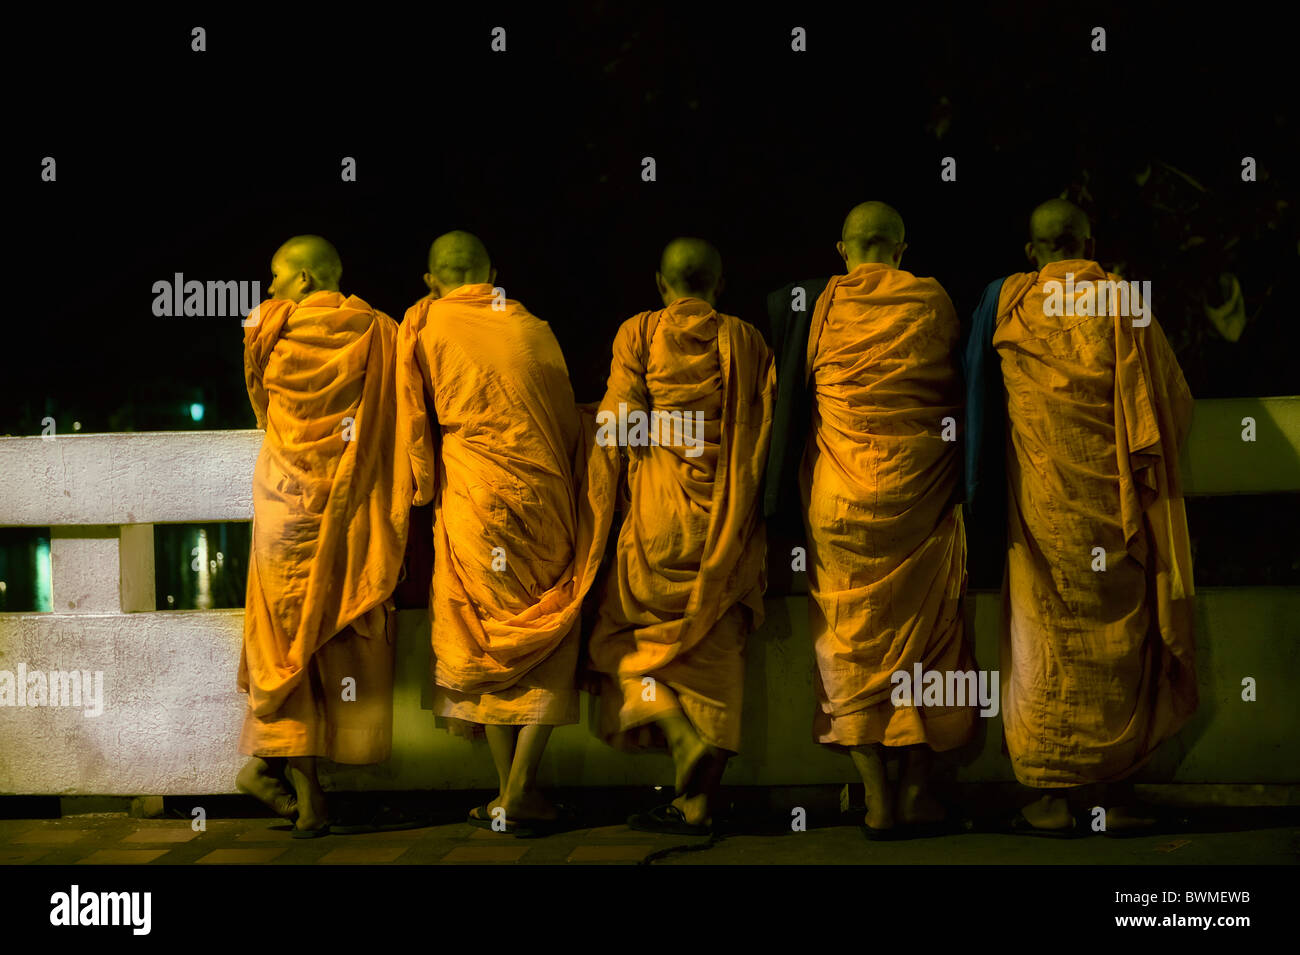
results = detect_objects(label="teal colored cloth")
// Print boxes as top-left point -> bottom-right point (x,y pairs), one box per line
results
962,277 -> 1008,555
761,277 -> 828,537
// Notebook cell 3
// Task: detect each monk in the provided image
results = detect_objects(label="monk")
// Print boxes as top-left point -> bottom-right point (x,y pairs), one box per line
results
396,231 -> 615,834
801,202 -> 976,838
965,199 -> 1197,835
587,238 -> 774,834
236,235 -> 410,837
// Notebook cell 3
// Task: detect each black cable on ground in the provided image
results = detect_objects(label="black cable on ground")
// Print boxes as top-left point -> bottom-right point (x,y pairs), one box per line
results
639,829 -> 727,865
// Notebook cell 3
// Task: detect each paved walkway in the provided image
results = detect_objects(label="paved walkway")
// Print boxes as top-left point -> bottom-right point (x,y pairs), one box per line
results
2,813 -> 1295,865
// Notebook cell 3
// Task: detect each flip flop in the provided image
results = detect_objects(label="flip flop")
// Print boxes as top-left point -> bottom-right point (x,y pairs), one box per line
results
628,803 -> 712,837
466,804 -> 503,831
1005,809 -> 1084,839
467,804 -> 574,837
510,814 -> 573,839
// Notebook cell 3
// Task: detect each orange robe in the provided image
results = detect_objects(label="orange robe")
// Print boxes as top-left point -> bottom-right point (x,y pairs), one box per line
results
994,259 -> 1197,787
800,263 -> 976,749
396,284 -> 616,729
239,290 -> 410,763
587,299 -> 774,753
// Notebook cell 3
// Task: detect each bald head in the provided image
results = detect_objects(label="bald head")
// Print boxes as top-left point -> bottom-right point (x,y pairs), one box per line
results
269,235 -> 342,303
1026,198 -> 1094,268
656,237 -> 724,306
424,230 -> 494,297
838,201 -> 907,269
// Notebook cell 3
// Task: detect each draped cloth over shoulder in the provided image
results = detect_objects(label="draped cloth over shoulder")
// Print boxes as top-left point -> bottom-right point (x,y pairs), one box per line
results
396,284 -> 618,728
800,263 -> 976,749
239,290 -> 410,763
993,260 -> 1196,787
587,299 -> 775,753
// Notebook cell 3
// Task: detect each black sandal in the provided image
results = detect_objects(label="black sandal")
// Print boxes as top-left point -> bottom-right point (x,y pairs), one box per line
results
628,804 -> 712,836
467,803 -> 575,838
467,804 -> 503,831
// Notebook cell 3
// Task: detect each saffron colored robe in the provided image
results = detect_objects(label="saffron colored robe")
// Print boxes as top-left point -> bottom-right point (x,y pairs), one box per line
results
239,290 -> 411,763
994,259 -> 1197,786
801,263 -> 976,749
396,284 -> 617,729
587,299 -> 775,753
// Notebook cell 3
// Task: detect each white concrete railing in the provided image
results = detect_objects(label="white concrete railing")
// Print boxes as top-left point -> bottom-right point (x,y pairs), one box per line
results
0,431 -> 262,614
0,405 -> 1298,795
0,432 -> 262,794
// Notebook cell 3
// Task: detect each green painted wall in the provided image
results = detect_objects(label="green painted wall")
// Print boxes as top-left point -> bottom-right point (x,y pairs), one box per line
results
321,587 -> 1300,790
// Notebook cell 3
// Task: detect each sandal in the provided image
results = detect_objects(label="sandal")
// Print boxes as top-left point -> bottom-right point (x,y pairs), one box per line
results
467,804 -> 503,831
467,803 -> 575,837
628,804 -> 712,837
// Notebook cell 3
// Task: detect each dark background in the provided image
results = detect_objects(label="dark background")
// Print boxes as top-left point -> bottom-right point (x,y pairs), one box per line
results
2,3 -> 1296,605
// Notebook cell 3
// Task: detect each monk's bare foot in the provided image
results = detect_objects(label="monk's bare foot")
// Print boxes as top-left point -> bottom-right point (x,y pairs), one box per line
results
285,763 -> 328,831
896,782 -> 946,826
864,799 -> 895,831
1021,794 -> 1073,830
500,788 -> 558,823
674,736 -> 711,797
863,775 -> 895,829
850,745 -> 893,830
671,792 -> 710,828
236,758 -> 297,820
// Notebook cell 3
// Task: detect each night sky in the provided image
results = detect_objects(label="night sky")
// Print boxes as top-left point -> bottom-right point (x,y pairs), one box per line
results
7,4 -> 1294,431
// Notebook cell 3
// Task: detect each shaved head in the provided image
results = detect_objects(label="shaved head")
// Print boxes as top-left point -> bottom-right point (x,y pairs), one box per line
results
838,201 -> 907,268
657,237 -> 723,305
269,234 -> 342,302
1026,198 -> 1093,267
426,231 -> 493,296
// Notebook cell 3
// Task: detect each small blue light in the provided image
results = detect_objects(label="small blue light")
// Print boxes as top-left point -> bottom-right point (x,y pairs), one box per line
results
190,403 -> 205,422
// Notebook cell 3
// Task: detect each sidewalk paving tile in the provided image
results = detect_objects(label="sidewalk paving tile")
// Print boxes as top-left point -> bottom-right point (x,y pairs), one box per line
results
441,845 -> 529,862
75,849 -> 170,864
196,848 -> 286,864
12,829 -> 91,845
567,844 -> 655,862
318,847 -> 409,864
121,828 -> 201,844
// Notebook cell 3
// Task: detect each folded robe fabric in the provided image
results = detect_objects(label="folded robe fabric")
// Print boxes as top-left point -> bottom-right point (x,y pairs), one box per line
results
587,299 -> 775,753
239,290 -> 411,761
396,284 -> 618,726
993,259 -> 1197,786
237,621 -> 396,762
800,263 -> 976,749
